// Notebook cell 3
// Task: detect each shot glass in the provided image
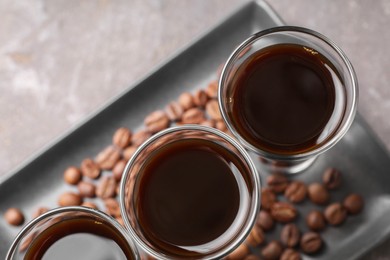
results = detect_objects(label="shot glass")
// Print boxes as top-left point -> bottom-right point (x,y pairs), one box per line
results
218,26 -> 358,173
6,206 -> 140,260
120,125 -> 260,260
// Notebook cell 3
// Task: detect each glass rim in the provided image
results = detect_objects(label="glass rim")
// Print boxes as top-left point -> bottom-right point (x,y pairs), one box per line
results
6,206 -> 141,260
218,25 -> 359,161
119,125 -> 260,260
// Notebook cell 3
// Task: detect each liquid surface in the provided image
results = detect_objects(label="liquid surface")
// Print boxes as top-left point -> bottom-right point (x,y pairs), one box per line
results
229,44 -> 338,154
136,139 -> 246,257
25,217 -> 135,260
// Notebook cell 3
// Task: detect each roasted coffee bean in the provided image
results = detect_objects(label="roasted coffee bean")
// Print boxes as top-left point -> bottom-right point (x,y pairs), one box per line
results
325,202 -> 347,225
205,80 -> 218,99
215,120 -> 228,132
284,181 -> 307,203
58,192 -> 82,207
4,208 -> 24,226
132,130 -> 152,147
81,201 -> 98,210
105,198 -> 121,217
193,89 -> 209,107
226,243 -> 249,260
245,226 -> 264,246
267,173 -> 289,193
206,99 -> 222,120
261,241 -> 283,260
281,223 -> 300,247
77,181 -> 96,198
271,202 -> 297,223
144,110 -> 170,134
280,248 -> 301,260
306,210 -> 326,231
322,167 -> 342,189
343,193 -> 364,214
113,159 -> 127,182
95,146 -> 121,170
261,188 -> 277,211
80,158 -> 101,179
300,232 -> 323,254
123,145 -> 138,161
257,210 -> 274,231
63,166 -> 82,185
244,255 -> 261,260
178,92 -> 195,110
96,176 -> 117,199
200,120 -> 216,128
112,127 -> 132,149
181,108 -> 205,124
165,101 -> 184,121
116,216 -> 125,227
32,207 -> 49,219
308,183 -> 329,205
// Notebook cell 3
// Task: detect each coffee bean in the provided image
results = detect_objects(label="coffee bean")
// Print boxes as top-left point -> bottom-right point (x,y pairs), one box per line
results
245,226 -> 264,246
178,92 -> 195,110
112,127 -> 132,149
244,255 -> 261,260
77,181 -> 96,198
81,201 -> 98,210
4,208 -> 24,226
215,120 -> 228,132
261,188 -> 277,211
165,101 -> 184,121
257,210 -> 274,231
226,243 -> 249,260
104,198 -> 121,217
123,145 -> 138,161
32,207 -> 49,219
261,241 -> 283,260
206,99 -> 222,120
267,173 -> 289,193
308,183 -> 329,205
96,176 -> 117,199
181,108 -> 205,124
116,216 -> 125,227
95,146 -> 121,170
63,166 -> 82,185
58,192 -> 82,207
300,232 -> 323,254
322,168 -> 342,189
325,202 -> 347,225
306,210 -> 326,231
200,120 -> 216,128
284,181 -> 307,203
205,80 -> 218,99
113,159 -> 127,182
193,89 -> 209,107
144,110 -> 170,134
132,130 -> 152,147
281,223 -> 300,247
271,202 -> 297,223
343,193 -> 364,215
81,158 -> 101,179
280,248 -> 301,260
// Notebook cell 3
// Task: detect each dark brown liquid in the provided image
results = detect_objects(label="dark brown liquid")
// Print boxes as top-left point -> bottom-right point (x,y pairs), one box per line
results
229,44 -> 339,154
136,139 -> 248,257
25,216 -> 135,260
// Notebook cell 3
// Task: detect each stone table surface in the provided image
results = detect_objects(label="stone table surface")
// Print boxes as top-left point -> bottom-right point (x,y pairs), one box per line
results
1,0 -> 390,258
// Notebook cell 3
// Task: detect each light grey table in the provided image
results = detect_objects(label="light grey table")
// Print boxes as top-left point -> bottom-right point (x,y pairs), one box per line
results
1,0 -> 389,258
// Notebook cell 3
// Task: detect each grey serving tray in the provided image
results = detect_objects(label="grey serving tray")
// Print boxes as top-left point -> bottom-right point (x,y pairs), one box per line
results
1,1 -> 390,259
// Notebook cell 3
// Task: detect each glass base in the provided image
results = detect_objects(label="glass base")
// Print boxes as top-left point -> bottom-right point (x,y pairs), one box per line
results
258,156 -> 317,174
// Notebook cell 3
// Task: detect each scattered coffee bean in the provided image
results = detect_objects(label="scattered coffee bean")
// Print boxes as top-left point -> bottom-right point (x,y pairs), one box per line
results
280,248 -> 301,260
226,243 -> 249,260
77,181 -> 96,198
113,159 -> 127,182
4,208 -> 24,226
96,176 -> 117,199
308,183 -> 329,205
306,210 -> 326,231
261,241 -> 283,260
343,193 -> 364,215
322,168 -> 342,190
58,192 -> 82,207
284,181 -> 307,203
112,127 -> 132,149
144,110 -> 170,134
215,120 -> 228,132
257,210 -> 274,231
206,99 -> 222,120
205,80 -> 218,99
95,146 -> 121,170
267,173 -> 289,193
325,202 -> 347,226
132,130 -> 152,147
281,223 -> 300,248
193,89 -> 209,107
244,255 -> 261,260
32,207 -> 49,219
181,107 -> 205,124
80,158 -> 101,179
245,226 -> 265,247
200,120 -> 216,128
178,92 -> 195,110
81,201 -> 98,210
271,202 -> 297,223
261,188 -> 277,210
116,216 -> 125,227
104,198 -> 121,217
300,232 -> 323,254
165,101 -> 184,121
123,145 -> 138,161
63,166 -> 82,185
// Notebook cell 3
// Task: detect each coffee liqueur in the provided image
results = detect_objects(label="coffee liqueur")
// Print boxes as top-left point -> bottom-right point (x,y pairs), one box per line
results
228,44 -> 343,155
135,138 -> 249,257
25,217 -> 135,260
